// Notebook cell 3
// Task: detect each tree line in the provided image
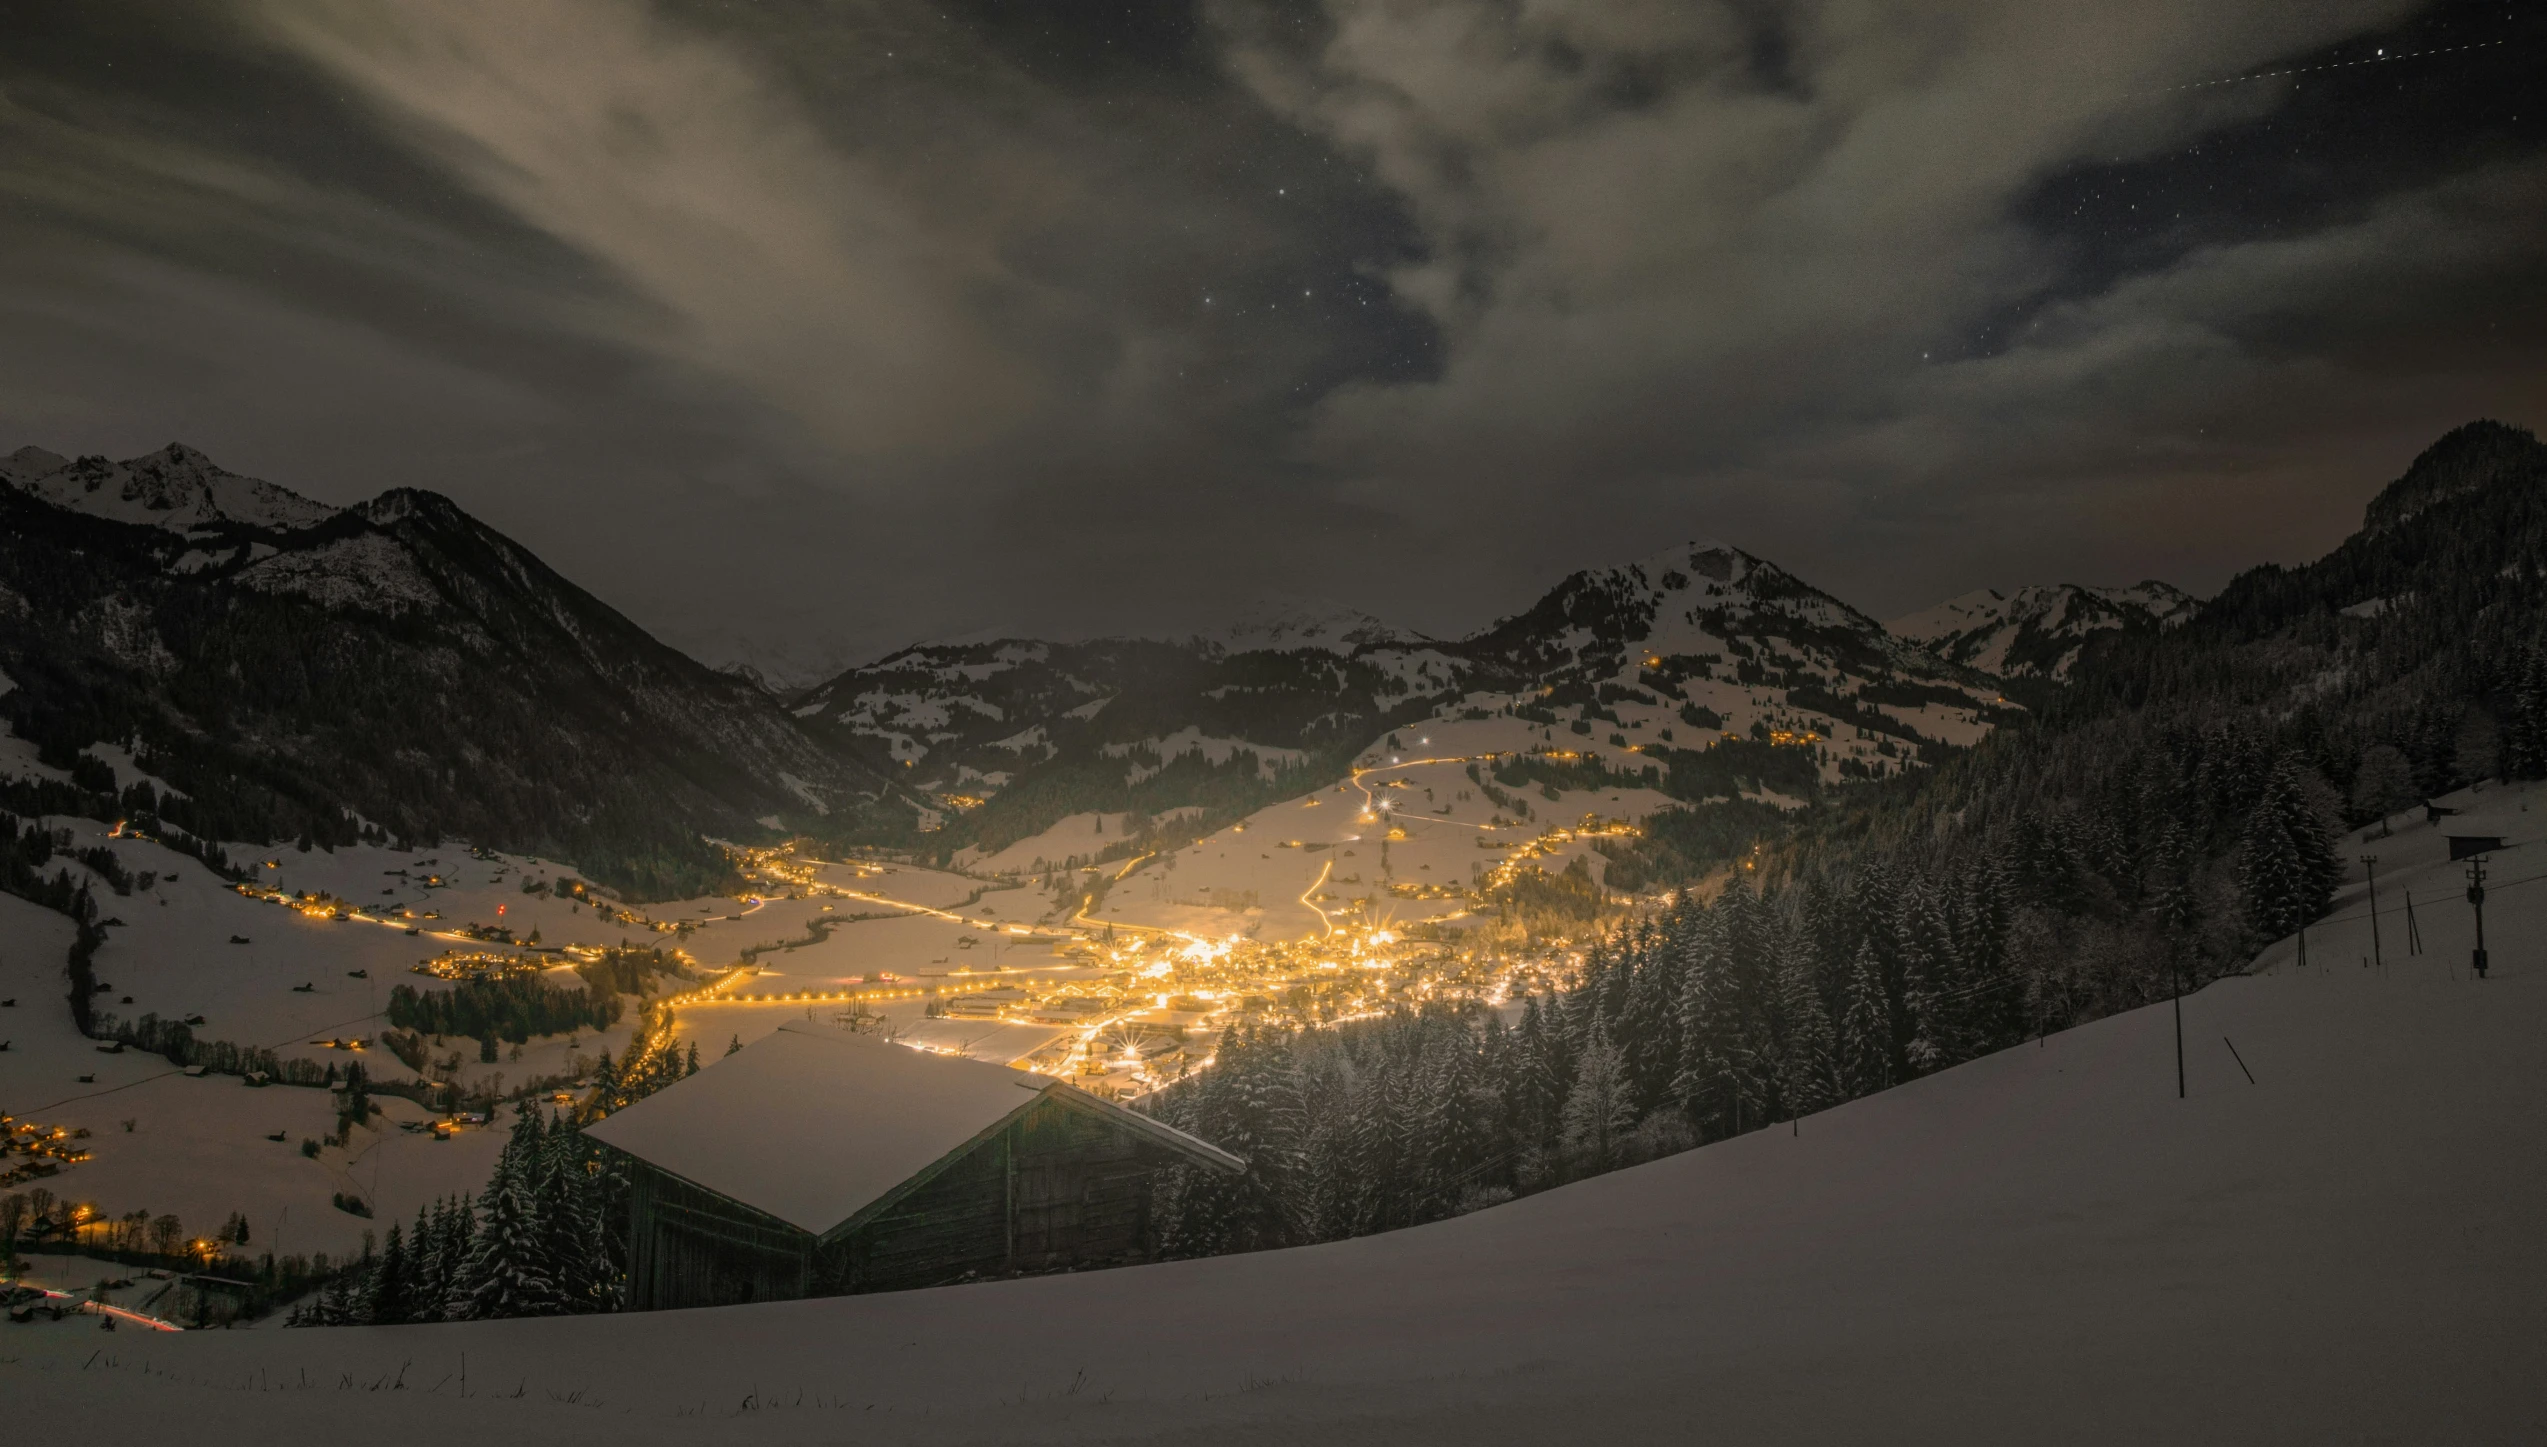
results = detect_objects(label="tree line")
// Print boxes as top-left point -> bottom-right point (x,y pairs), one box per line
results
291,1106 -> 623,1325
385,976 -> 624,1045
296,1008 -> 703,1325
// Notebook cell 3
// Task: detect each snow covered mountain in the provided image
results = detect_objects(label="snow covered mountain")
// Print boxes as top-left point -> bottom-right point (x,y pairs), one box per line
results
1459,539 -> 2008,791
788,634 -> 1441,853
0,443 -> 902,895
800,538 -> 2014,856
1888,581 -> 2197,679
1196,596 -> 1427,655
1,442 -> 341,533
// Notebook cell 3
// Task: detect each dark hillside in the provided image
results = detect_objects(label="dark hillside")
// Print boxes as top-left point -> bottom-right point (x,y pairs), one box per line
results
0,451 -> 902,897
1735,419 -> 2547,1023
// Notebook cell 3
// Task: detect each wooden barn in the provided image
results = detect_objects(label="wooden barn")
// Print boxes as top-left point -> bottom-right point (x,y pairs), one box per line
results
586,1021 -> 1244,1310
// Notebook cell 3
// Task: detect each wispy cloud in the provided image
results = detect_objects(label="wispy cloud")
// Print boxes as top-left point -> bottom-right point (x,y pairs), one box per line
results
257,0 -> 1038,459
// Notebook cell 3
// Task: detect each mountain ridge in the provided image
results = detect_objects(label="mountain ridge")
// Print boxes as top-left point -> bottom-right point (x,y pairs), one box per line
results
0,443 -> 906,896
1888,581 -> 2197,679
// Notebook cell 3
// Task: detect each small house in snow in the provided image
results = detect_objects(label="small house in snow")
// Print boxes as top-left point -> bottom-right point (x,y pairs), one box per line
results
586,1021 -> 1243,1310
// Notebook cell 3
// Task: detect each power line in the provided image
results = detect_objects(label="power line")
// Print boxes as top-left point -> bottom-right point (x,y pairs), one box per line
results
2136,38 -> 2511,97
2287,857 -> 2547,936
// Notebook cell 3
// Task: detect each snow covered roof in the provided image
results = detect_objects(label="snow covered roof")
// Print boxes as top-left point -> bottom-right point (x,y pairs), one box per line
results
895,1017 -> 1077,1067
586,1022 -> 1239,1235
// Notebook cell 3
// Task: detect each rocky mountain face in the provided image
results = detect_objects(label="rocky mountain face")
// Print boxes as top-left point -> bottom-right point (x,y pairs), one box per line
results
1889,582 -> 2198,679
0,445 -> 902,897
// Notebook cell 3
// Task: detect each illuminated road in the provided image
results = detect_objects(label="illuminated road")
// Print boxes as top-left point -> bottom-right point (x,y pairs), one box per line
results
1298,859 -> 1337,936
1348,752 -> 1515,833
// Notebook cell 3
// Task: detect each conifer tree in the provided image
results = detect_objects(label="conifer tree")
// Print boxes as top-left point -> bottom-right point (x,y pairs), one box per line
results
1561,1015 -> 1634,1174
1839,941 -> 1892,1096
2241,756 -> 2337,941
453,1109 -> 564,1319
1774,937 -> 1838,1116
363,1222 -> 412,1326
1510,995 -> 1563,1152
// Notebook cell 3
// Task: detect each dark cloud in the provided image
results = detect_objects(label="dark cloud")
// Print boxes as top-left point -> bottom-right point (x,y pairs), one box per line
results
0,0 -> 2538,679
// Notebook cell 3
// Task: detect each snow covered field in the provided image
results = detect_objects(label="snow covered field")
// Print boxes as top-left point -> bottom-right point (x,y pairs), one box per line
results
8,851 -> 2542,1441
0,838 -> 1034,1259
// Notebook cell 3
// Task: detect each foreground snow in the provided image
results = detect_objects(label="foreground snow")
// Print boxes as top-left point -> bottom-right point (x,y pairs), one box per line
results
8,899 -> 2542,1442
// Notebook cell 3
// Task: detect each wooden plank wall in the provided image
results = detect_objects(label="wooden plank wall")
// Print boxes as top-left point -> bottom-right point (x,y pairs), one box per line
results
625,1162 -> 815,1312
825,1097 -> 1183,1295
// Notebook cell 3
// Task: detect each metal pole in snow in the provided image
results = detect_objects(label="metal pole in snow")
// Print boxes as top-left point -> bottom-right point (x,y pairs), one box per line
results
2360,855 -> 2382,970
2172,945 -> 2185,1100
2223,1036 -> 2256,1085
2405,889 -> 2423,956
2466,857 -> 2490,979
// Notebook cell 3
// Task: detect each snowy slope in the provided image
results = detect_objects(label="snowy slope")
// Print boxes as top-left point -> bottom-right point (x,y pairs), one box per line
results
8,811 -> 2541,1440
0,443 -> 339,533
1889,581 -> 2196,678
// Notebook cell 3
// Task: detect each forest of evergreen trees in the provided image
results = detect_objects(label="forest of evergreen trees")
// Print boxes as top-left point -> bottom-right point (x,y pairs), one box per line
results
384,976 -> 625,1045
1143,421 -> 2547,1257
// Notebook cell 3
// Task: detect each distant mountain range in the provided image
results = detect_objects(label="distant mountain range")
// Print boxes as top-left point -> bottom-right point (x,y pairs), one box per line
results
787,539 -> 2034,857
1194,597 -> 1426,655
1889,582 -> 2197,679
1,438 -> 2250,893
0,444 -> 903,896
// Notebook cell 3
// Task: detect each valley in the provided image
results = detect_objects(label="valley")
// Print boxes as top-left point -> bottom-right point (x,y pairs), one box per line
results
4,423 -> 2540,1386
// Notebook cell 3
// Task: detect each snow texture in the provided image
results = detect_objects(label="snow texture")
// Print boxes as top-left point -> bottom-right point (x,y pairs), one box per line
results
1889,582 -> 2197,678
0,443 -> 338,533
584,1023 -> 1056,1232
10,845 -> 2542,1440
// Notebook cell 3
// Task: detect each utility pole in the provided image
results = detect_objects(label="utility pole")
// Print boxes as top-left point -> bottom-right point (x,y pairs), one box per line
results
2405,889 -> 2423,955
2466,857 -> 2490,979
2360,855 -> 2383,971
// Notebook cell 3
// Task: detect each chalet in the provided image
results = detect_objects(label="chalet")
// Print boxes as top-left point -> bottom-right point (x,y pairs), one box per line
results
586,1022 -> 1244,1311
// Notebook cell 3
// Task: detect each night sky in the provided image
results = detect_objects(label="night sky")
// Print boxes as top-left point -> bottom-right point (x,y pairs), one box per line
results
2,1 -> 2540,680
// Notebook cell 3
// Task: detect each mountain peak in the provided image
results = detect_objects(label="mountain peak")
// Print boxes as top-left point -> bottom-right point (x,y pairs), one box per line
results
5,445 -> 69,476
355,487 -> 468,529
2362,419 -> 2547,534
0,441 -> 339,534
